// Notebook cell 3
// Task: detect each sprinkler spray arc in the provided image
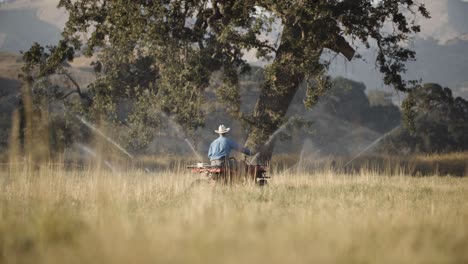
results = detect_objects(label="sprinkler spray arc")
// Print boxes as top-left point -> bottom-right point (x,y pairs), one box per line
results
279,114 -> 399,173
74,110 -> 203,171
249,118 -> 296,164
76,143 -> 117,172
74,115 -> 134,160
344,125 -> 401,167
73,115 -> 137,171
158,111 -> 203,161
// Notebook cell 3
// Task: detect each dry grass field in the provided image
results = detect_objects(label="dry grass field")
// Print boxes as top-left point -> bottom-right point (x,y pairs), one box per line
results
1,164 -> 467,264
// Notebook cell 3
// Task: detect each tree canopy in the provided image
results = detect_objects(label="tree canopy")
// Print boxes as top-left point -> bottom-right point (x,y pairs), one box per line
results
21,0 -> 430,159
382,84 -> 468,154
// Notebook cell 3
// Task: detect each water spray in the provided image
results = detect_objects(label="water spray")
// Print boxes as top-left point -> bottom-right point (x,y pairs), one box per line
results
76,144 -> 117,172
250,118 -> 295,163
74,115 -> 134,160
74,111 -> 203,172
297,142 -> 307,171
344,125 -> 401,167
158,111 -> 203,161
283,120 -> 384,173
184,138 -> 203,161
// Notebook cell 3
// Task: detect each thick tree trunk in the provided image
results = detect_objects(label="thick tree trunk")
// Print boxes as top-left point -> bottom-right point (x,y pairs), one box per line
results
244,22 -> 355,163
245,70 -> 303,163
245,24 -> 307,164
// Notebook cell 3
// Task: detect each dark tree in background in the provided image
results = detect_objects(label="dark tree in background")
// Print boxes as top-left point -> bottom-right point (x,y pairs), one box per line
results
278,77 -> 402,156
322,77 -> 401,134
21,0 -> 430,159
380,84 -> 468,154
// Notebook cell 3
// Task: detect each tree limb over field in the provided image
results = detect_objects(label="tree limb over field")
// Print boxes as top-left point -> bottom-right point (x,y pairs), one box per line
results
22,0 -> 430,158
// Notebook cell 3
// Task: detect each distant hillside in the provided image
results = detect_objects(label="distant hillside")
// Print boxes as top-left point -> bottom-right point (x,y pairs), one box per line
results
0,51 -> 96,100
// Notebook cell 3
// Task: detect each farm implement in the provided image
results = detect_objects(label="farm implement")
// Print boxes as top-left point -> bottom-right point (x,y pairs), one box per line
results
187,157 -> 270,186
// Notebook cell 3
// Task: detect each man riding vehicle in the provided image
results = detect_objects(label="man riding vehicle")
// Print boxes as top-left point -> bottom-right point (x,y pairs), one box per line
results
208,125 -> 252,166
185,124 -> 267,185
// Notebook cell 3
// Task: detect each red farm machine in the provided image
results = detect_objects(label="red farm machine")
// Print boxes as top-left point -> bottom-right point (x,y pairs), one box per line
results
187,157 -> 270,186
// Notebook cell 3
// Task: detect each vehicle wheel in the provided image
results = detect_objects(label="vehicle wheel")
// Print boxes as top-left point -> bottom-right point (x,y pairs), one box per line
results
257,179 -> 268,186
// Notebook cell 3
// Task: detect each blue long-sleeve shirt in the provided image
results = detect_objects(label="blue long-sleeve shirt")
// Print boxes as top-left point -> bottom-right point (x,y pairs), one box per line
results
208,136 -> 251,160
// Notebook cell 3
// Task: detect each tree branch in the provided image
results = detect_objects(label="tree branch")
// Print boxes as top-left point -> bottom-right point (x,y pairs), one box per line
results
62,70 -> 83,96
57,90 -> 78,100
61,70 -> 93,103
256,41 -> 278,54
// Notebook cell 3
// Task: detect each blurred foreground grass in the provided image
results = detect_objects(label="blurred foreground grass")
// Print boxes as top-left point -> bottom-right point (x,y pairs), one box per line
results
1,166 -> 467,264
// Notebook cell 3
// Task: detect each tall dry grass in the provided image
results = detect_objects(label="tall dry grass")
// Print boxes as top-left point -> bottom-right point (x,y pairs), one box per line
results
272,152 -> 468,177
1,164 -> 467,264
1,88 -> 467,263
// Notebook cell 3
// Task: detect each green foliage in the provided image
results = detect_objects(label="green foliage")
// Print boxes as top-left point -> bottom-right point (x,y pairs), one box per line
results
323,77 -> 401,133
382,84 -> 468,154
323,78 -> 370,123
21,0 -> 429,154
117,90 -> 163,151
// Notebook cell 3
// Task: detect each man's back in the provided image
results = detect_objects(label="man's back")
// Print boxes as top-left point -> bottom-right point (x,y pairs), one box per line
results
208,136 -> 241,161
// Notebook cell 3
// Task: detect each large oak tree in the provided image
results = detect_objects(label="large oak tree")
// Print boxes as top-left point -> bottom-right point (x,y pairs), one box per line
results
22,0 -> 429,161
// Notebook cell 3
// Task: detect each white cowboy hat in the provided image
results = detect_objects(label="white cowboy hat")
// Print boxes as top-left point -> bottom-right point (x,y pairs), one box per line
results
215,124 -> 230,134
